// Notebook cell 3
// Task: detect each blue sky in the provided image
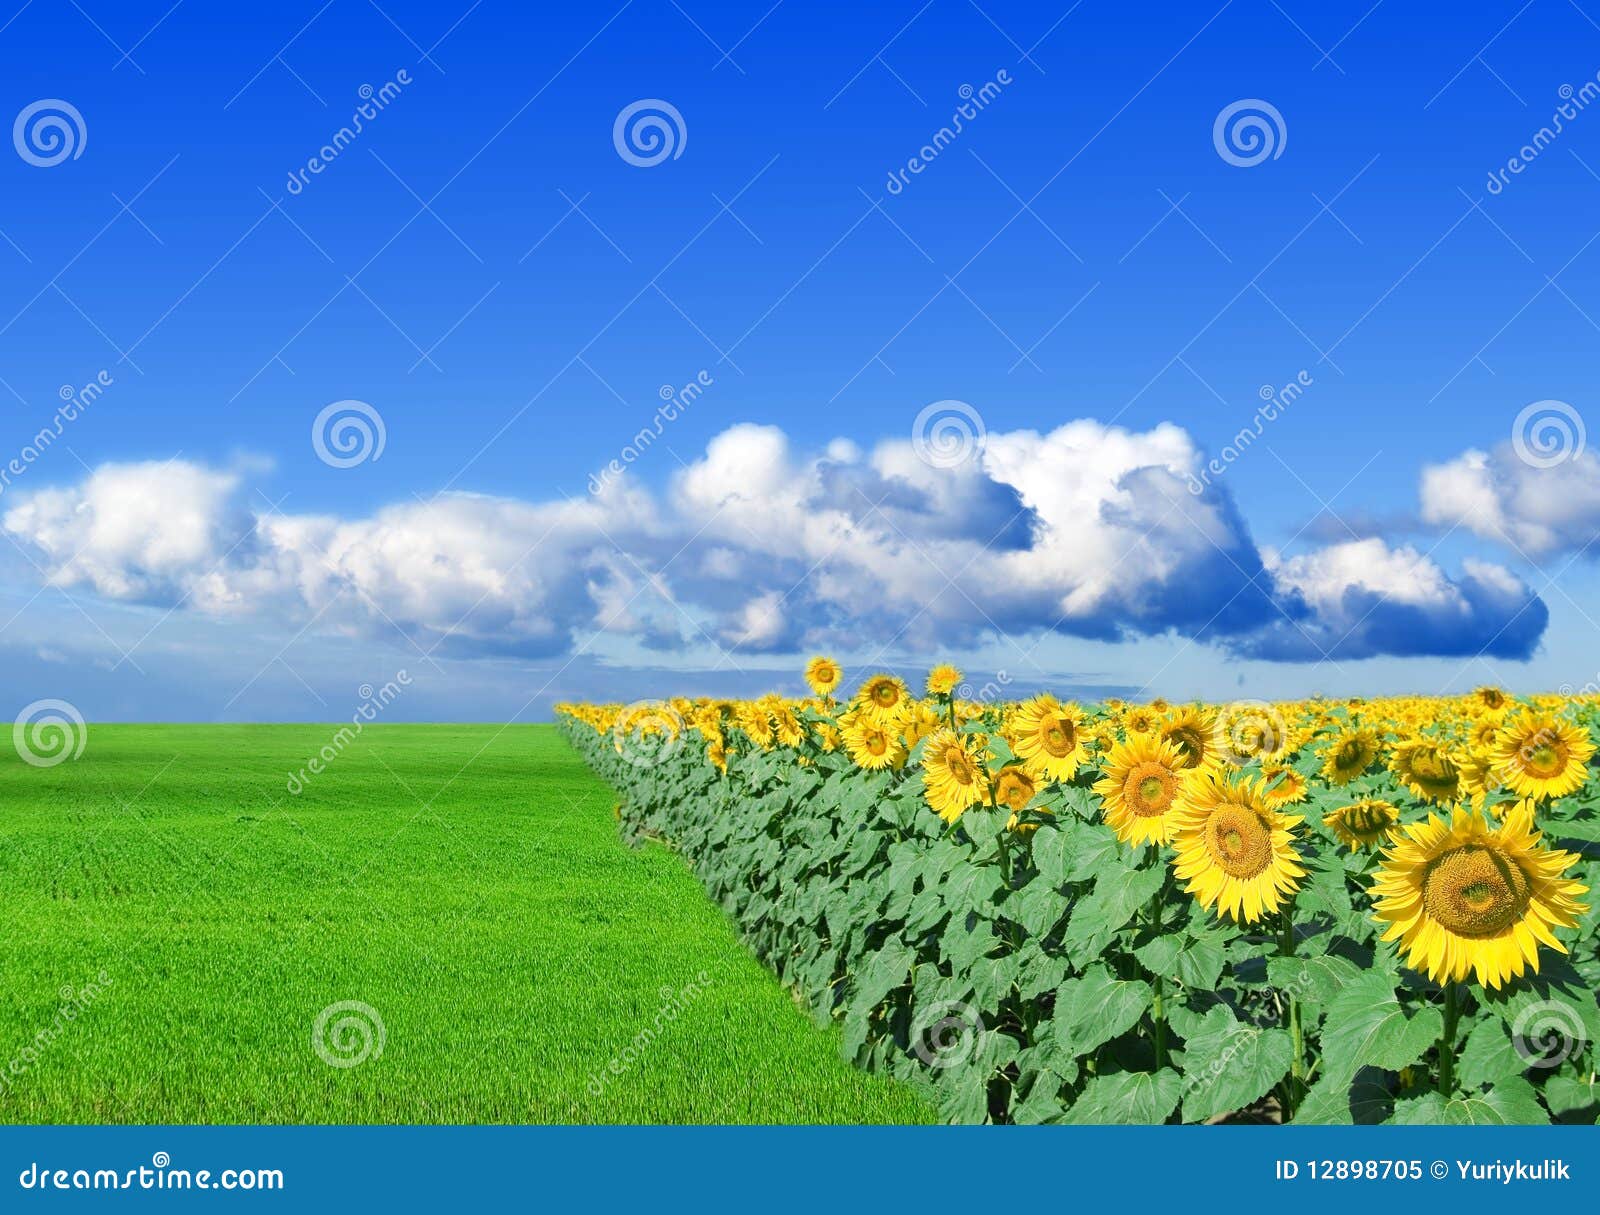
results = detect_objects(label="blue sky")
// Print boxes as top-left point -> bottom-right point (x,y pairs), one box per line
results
2,0 -> 1599,721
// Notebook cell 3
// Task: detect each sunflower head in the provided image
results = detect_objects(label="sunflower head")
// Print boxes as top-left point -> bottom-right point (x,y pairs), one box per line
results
921,728 -> 990,824
1475,686 -> 1507,711
1170,770 -> 1306,923
1390,738 -> 1462,803
1261,764 -> 1309,808
842,712 -> 906,771
1323,798 -> 1398,850
855,673 -> 909,724
1490,712 -> 1595,802
1123,707 -> 1158,735
1092,733 -> 1188,846
1007,694 -> 1087,782
926,664 -> 963,697
1370,803 -> 1589,989
1321,727 -> 1379,786
1158,706 -> 1220,772
804,656 -> 843,697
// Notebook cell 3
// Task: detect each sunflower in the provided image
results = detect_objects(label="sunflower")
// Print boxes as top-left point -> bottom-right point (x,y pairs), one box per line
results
1170,770 -> 1306,923
1092,733 -> 1187,846
1370,803 -> 1589,989
706,739 -> 728,772
994,766 -> 1048,831
736,702 -> 775,749
1123,706 -> 1158,735
921,729 -> 989,823
1321,727 -> 1379,785
856,673 -> 909,725
1323,799 -> 1398,850
1261,765 -> 1308,808
926,664 -> 963,697
1469,714 -> 1503,751
1490,712 -> 1595,801
842,714 -> 905,771
804,656 -> 842,697
1389,738 -> 1461,803
1158,706 -> 1221,773
1216,704 -> 1293,765
1475,686 -> 1507,711
1008,694 -> 1087,782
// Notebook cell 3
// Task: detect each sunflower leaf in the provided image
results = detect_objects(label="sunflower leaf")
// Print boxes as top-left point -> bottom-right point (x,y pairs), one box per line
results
1178,1005 -> 1293,1123
1061,1068 -> 1183,1125
1051,963 -> 1153,1056
1318,969 -> 1443,1076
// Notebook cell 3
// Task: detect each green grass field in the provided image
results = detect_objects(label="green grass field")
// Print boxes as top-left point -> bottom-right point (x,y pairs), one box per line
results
0,724 -> 931,1124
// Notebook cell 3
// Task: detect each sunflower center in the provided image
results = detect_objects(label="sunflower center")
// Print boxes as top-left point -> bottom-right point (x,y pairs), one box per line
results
873,685 -> 897,707
1041,718 -> 1076,757
1203,803 -> 1273,879
1123,762 -> 1176,817
1421,845 -> 1531,937
1336,740 -> 1364,767
866,732 -> 887,756
1523,741 -> 1565,778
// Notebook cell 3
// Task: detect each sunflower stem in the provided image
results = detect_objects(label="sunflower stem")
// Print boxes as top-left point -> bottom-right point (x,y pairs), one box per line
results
1278,904 -> 1306,1120
1146,886 -> 1169,1072
1437,981 -> 1461,1097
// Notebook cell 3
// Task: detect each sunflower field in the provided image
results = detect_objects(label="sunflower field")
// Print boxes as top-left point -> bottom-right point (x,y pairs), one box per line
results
558,670 -> 1600,1125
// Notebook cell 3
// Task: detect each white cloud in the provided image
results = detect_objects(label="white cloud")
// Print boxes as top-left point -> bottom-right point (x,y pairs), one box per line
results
1,421 -> 1550,664
1420,444 -> 1600,557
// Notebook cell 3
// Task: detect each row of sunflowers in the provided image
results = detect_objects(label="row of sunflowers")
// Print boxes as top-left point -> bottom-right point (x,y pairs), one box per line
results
558,668 -> 1600,1124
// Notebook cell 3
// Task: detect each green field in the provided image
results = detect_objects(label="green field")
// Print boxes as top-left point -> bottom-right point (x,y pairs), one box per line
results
0,724 -> 931,1124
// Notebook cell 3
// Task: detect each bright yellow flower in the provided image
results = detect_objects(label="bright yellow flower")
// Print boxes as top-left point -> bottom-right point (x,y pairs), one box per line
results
921,729 -> 989,823
1092,733 -> 1187,846
1370,804 -> 1588,989
804,656 -> 842,697
1490,712 -> 1595,801
926,664 -> 963,697
1008,694 -> 1087,783
1321,727 -> 1379,785
1323,799 -> 1398,850
1170,770 -> 1306,923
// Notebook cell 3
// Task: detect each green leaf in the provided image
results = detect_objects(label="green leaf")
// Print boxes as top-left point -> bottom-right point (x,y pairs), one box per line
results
1388,1074 -> 1549,1125
1319,970 -> 1442,1077
1063,860 -> 1165,963
1179,1005 -> 1293,1123
1266,954 -> 1363,1010
1052,963 -> 1153,1056
1062,1069 -> 1183,1125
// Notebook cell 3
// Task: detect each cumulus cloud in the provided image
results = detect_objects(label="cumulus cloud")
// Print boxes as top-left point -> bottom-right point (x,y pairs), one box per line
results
1420,444 -> 1600,558
1238,540 -> 1547,661
1,420 -> 1550,664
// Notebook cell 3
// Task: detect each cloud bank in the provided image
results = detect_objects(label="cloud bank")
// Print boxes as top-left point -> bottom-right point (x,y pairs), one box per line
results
3,420 -> 1547,664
